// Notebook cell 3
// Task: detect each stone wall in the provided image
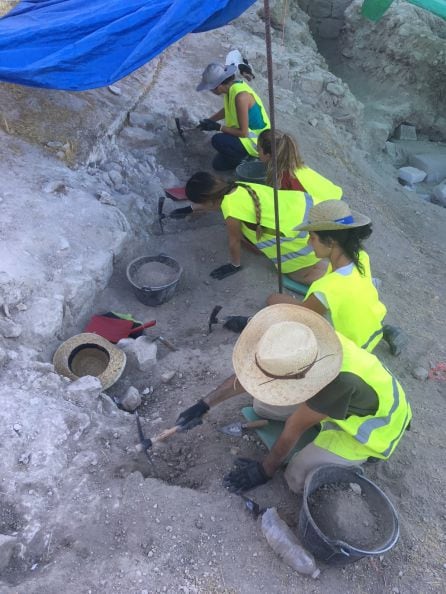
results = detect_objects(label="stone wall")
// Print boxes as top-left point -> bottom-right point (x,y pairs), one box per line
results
299,0 -> 354,38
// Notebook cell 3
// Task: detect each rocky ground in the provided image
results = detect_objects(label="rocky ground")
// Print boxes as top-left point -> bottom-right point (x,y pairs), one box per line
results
0,1 -> 445,593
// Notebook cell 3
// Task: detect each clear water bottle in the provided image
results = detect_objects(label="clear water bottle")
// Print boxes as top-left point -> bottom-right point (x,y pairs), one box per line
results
261,507 -> 320,578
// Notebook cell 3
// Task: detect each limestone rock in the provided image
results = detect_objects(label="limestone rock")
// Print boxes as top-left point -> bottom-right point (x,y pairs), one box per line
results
326,82 -> 345,97
108,85 -> 122,96
117,337 -> 157,372
411,366 -> 429,381
0,318 -> 22,338
120,386 -> 141,412
108,170 -> 123,188
66,375 -> 103,408
0,534 -> 17,572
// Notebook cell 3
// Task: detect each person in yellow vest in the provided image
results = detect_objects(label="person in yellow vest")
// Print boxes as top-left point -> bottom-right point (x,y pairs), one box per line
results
257,129 -> 342,199
196,62 -> 270,171
267,200 -> 405,355
174,305 -> 412,493
184,171 -> 340,282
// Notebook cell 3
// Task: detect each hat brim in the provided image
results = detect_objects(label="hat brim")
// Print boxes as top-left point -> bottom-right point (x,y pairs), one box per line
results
293,209 -> 371,232
53,333 -> 126,390
196,63 -> 238,91
232,305 -> 342,407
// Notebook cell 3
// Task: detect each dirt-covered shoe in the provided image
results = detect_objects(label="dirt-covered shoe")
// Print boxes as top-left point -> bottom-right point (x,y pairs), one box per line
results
382,324 -> 407,356
223,316 -> 250,333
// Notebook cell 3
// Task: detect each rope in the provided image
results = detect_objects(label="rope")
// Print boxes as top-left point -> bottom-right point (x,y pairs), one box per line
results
263,0 -> 283,292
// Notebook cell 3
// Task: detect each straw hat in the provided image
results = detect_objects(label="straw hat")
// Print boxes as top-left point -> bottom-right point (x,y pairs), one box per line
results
232,305 -> 342,406
196,63 -> 237,91
294,200 -> 371,232
53,333 -> 126,390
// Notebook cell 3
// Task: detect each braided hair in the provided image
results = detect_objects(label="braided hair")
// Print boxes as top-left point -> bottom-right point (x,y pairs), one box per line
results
185,172 -> 263,240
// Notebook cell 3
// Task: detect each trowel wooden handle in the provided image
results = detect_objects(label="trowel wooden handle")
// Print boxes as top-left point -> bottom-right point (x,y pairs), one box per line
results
242,420 -> 269,430
135,425 -> 180,453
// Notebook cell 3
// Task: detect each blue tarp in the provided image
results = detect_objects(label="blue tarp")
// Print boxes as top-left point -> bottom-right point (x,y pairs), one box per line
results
0,0 -> 256,90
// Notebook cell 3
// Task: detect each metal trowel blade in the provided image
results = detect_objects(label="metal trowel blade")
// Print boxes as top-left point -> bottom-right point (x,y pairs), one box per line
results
217,421 -> 243,437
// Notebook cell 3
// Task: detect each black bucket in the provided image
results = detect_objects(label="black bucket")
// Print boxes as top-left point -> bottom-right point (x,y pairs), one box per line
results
126,254 -> 182,306
235,160 -> 267,184
298,465 -> 399,566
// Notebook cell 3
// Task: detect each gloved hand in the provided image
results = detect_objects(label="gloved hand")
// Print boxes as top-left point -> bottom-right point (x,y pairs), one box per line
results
210,263 -> 241,280
199,119 -> 221,132
175,399 -> 210,431
223,316 -> 250,333
223,458 -> 271,492
170,205 -> 193,219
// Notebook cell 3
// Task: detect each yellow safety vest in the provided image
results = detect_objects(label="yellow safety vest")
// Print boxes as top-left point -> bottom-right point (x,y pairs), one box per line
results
314,333 -> 412,460
294,167 -> 342,200
305,251 -> 386,351
220,183 -> 339,273
224,81 -> 270,157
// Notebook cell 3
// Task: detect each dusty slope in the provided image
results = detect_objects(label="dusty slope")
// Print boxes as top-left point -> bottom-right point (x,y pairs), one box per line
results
0,2 -> 445,593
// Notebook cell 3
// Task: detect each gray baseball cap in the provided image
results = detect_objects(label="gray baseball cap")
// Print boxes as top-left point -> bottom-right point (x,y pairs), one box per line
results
196,63 -> 237,91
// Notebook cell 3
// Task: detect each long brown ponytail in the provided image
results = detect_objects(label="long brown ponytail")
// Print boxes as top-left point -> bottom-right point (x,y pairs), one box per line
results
258,129 -> 305,187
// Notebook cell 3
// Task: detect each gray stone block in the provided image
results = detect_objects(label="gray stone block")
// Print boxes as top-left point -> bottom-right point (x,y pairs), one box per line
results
309,0 -> 332,18
398,166 -> 426,184
394,124 -> 417,141
409,153 -> 446,183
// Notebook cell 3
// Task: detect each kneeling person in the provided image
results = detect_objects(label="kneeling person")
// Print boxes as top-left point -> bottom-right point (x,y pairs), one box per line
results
175,305 -> 411,493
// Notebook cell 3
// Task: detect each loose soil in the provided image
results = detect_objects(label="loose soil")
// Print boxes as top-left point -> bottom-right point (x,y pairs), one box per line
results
308,481 -> 385,550
133,261 -> 179,287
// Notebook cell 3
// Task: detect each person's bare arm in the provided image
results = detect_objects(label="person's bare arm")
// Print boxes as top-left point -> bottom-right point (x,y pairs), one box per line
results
225,216 -> 242,266
203,374 -> 246,408
262,404 -> 327,475
221,92 -> 251,138
266,292 -> 327,317
209,107 -> 225,121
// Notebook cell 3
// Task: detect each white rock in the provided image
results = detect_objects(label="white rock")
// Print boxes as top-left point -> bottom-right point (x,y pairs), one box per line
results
120,386 -> 141,412
326,82 -> 345,97
108,85 -> 122,95
128,113 -> 151,128
66,376 -> 103,409
349,482 -> 362,495
161,370 -> 176,384
0,534 -> 17,572
411,366 -> 429,381
0,318 -> 22,338
398,166 -> 427,184
433,180 -> 446,201
108,170 -> 123,188
117,337 -> 157,372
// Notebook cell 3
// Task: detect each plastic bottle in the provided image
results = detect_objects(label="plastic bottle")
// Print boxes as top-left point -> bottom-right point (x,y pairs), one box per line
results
261,507 -> 320,578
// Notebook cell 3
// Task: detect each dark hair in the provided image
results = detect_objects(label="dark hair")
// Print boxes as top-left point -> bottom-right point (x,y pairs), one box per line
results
220,74 -> 235,87
314,225 -> 373,275
185,172 -> 263,240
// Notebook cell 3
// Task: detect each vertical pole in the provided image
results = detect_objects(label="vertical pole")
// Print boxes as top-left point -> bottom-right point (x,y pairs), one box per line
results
263,0 -> 283,293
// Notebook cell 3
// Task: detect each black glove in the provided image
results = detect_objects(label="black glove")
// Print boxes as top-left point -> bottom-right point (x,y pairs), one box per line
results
199,118 -> 221,132
210,263 -> 241,280
382,324 -> 407,357
223,316 -> 250,333
170,205 -> 193,219
175,399 -> 210,431
223,458 -> 270,492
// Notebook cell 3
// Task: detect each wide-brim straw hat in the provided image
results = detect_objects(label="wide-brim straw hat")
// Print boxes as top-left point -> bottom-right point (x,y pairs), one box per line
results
53,333 -> 126,390
233,305 -> 342,407
196,62 -> 237,91
294,199 -> 371,232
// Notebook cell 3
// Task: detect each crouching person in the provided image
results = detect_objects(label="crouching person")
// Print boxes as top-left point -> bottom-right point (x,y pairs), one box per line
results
175,305 -> 412,493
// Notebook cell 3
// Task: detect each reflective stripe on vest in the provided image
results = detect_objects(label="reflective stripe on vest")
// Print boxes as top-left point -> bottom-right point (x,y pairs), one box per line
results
314,334 -> 412,460
224,81 -> 270,156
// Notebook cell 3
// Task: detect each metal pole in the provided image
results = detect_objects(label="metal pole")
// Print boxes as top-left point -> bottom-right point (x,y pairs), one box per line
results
263,0 -> 283,293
